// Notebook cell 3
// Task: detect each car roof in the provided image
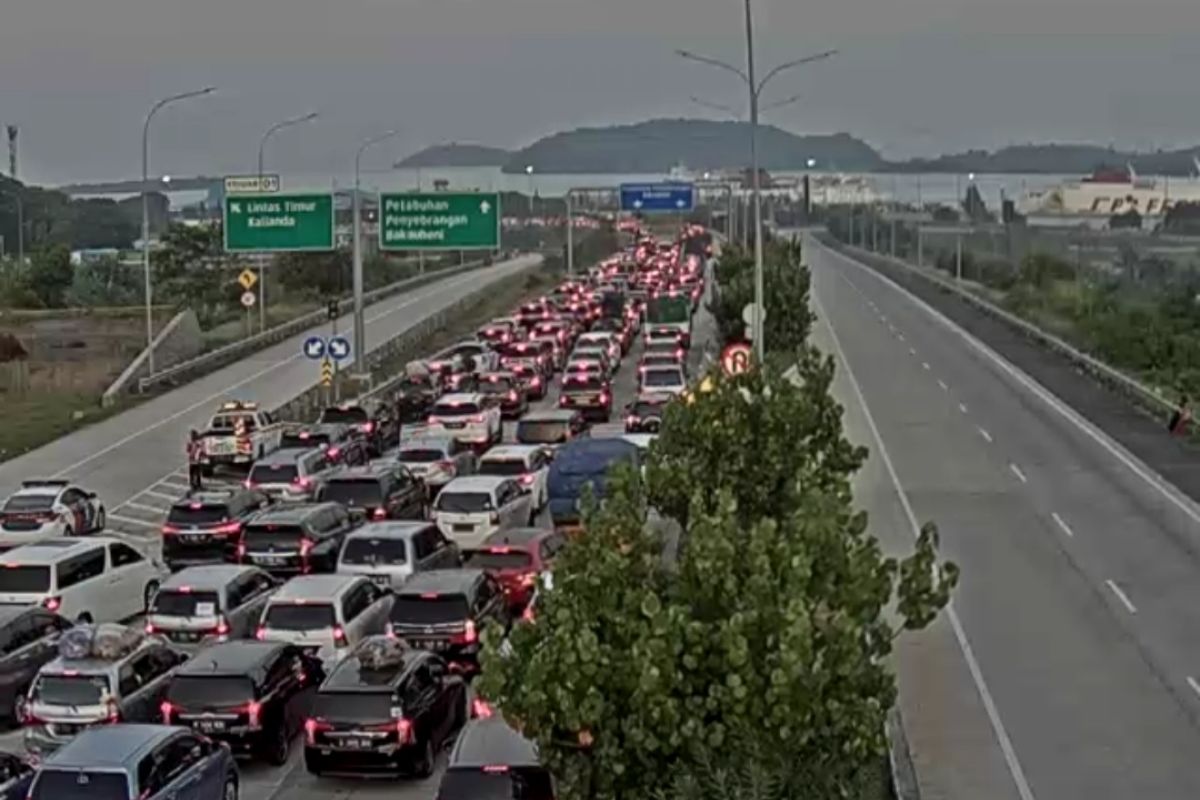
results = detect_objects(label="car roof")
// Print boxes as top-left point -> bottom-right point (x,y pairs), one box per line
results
3,537 -> 121,564
478,527 -> 550,548
325,464 -> 391,481
481,445 -> 542,462
437,393 -> 484,405
441,475 -> 510,493
519,410 -> 578,423
400,569 -> 486,594
554,438 -> 639,464
175,640 -> 287,677
11,484 -> 64,498
323,648 -> 425,690
273,573 -> 362,599
174,488 -> 249,505
161,564 -> 260,590
248,503 -> 337,524
257,448 -> 320,464
398,437 -> 455,452
345,521 -> 436,541
448,718 -> 540,768
45,724 -> 176,769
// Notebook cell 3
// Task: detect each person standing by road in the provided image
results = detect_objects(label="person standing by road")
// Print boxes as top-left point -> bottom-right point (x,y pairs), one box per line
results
186,430 -> 205,489
1169,395 -> 1192,437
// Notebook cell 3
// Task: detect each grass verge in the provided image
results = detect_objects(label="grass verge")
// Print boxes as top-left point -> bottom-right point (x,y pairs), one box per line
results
0,391 -> 139,464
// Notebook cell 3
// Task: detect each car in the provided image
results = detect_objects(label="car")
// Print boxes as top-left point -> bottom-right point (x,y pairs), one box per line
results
21,626 -> 189,758
245,448 -> 336,503
317,464 -> 428,522
396,436 -> 477,496
476,319 -> 521,346
303,637 -> 468,778
530,334 -> 567,371
0,538 -> 166,625
513,410 -> 589,448
645,327 -> 687,350
161,489 -> 273,571
576,332 -> 622,366
336,522 -> 460,591
0,607 -> 73,725
590,317 -> 633,353
507,362 -> 548,400
444,371 -> 481,394
0,480 -> 105,546
238,503 -> 361,576
638,365 -> 688,399
435,717 -> 555,800
477,372 -> 529,419
26,724 -> 239,800
546,438 -> 641,530
477,445 -> 552,512
199,400 -> 285,472
318,402 -> 399,456
390,373 -> 442,424
279,422 -> 357,455
163,640 -> 323,765
462,528 -> 566,612
624,395 -> 671,434
567,347 -> 613,379
257,575 -> 393,665
638,350 -> 687,373
0,752 -> 33,800
386,570 -> 508,670
495,341 -> 549,379
431,341 -> 499,377
432,476 -> 535,549
558,371 -> 613,422
426,393 -> 502,449
144,565 -> 280,648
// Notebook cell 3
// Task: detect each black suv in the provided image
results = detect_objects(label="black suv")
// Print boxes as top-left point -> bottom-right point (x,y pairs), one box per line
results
391,375 -> 442,424
317,464 -> 428,522
163,640 -> 324,766
280,424 -> 372,468
318,403 -> 399,457
386,570 -> 508,671
436,718 -> 555,800
623,396 -> 669,434
162,488 -> 273,570
239,503 -> 362,576
304,637 -> 467,778
0,607 -> 71,725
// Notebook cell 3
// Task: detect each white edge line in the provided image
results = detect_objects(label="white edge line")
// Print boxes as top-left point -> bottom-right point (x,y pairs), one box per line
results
978,427 -> 993,443
1187,676 -> 1200,698
909,347 -> 917,356
811,287 -> 1038,800
938,379 -> 949,391
1105,579 -> 1138,614
922,361 -> 931,370
1009,463 -> 1028,483
959,403 -> 969,414
824,242 -> 1200,529
108,514 -> 159,529
1051,512 -> 1074,538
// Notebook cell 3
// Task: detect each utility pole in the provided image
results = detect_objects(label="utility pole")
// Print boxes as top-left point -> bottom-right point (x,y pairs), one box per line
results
353,130 -> 403,364
6,126 -> 22,264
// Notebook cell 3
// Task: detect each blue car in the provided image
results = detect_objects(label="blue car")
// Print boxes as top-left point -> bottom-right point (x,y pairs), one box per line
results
546,438 -> 641,527
27,724 -> 238,800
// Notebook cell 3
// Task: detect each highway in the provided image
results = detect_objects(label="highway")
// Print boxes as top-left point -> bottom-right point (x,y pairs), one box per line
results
807,233 -> 1200,800
0,255 -> 541,539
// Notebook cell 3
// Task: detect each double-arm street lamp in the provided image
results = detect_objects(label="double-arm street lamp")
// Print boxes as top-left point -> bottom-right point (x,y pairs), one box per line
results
678,10 -> 835,361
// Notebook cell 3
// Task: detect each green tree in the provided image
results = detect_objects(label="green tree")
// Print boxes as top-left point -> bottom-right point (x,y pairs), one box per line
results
152,224 -> 233,324
27,245 -> 74,307
708,240 -> 815,352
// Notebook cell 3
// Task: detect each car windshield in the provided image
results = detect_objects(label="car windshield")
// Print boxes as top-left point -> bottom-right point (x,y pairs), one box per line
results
392,595 -> 470,624
480,378 -> 515,393
167,676 -> 255,709
438,768 -> 555,800
249,463 -> 299,484
437,492 -> 494,513
33,673 -> 110,706
564,375 -> 605,392
643,370 -> 683,388
151,590 -> 221,617
0,565 -> 51,593
243,524 -> 307,549
282,432 -> 331,448
463,549 -> 534,570
320,479 -> 384,507
341,537 -> 408,565
320,407 -> 368,424
479,460 -> 528,477
265,603 -> 336,630
313,690 -> 394,723
31,770 -> 129,800
433,401 -> 480,417
516,421 -> 570,445
166,504 -> 230,526
3,495 -> 54,513
399,448 -> 448,463
210,413 -> 257,432
632,401 -> 667,417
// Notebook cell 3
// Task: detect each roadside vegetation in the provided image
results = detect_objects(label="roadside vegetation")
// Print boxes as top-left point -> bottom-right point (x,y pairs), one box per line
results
478,240 -> 958,800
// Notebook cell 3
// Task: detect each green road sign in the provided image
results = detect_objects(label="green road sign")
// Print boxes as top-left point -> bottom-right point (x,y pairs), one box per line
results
380,192 -> 500,251
223,193 -> 334,252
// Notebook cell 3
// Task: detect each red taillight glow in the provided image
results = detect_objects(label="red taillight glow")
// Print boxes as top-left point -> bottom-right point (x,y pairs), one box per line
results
300,538 -> 314,556
293,477 -> 312,489
626,415 -> 638,426
373,507 -> 387,520
519,474 -> 535,486
482,765 -> 511,774
361,421 -> 376,434
471,699 -> 494,719
305,718 -> 325,745
255,626 -> 267,640
43,597 -> 61,612
247,700 -> 262,728
507,391 -> 518,402
145,621 -> 156,634
327,447 -> 341,459
161,524 -> 182,535
333,626 -> 348,647
463,619 -> 477,644
396,717 -> 414,744
160,700 -> 173,724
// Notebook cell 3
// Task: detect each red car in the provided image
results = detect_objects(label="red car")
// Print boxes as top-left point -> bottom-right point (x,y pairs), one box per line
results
462,528 -> 566,611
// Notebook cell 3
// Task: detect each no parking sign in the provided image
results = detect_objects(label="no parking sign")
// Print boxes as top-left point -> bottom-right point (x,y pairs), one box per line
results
720,342 -> 753,376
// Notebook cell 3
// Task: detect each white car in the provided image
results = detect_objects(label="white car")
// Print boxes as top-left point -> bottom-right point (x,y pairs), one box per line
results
576,332 -> 622,366
0,480 -> 106,547
257,574 -> 392,665
427,393 -> 503,447
433,476 -> 535,549
638,365 -> 688,399
477,445 -> 552,511
429,340 -> 499,375
0,537 -> 167,624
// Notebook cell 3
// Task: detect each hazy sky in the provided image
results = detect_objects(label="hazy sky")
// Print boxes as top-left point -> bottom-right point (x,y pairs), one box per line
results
4,0 -> 1200,185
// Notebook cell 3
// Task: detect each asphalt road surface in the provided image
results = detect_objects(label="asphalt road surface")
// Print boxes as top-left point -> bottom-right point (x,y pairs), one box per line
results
808,233 -> 1200,800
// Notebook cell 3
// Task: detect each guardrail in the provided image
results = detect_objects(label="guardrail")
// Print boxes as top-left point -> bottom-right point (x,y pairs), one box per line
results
817,233 -> 1177,419
134,257 -> 502,395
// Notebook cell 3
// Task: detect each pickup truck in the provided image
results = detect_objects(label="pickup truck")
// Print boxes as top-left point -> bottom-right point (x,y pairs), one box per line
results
199,402 -> 284,471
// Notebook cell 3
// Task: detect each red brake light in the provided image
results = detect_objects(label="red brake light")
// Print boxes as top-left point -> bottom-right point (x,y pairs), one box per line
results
160,524 -> 182,535
519,474 -> 535,486
300,538 -> 314,556
160,700 -> 173,724
305,717 -> 323,744
327,447 -> 341,459
508,391 -> 518,402
215,616 -> 230,637
373,507 -> 387,520
463,619 -> 477,644
145,621 -> 157,635
43,597 -> 61,612
247,700 -> 262,728
361,421 -> 376,434
396,717 -> 414,744
255,626 -> 266,640
470,415 -> 485,423
294,477 -> 312,489
213,521 -> 241,535
333,625 -> 348,647
482,765 -> 510,774
471,699 -> 494,719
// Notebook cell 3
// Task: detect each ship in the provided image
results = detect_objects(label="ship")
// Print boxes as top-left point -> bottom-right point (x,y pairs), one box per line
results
1018,161 -> 1200,227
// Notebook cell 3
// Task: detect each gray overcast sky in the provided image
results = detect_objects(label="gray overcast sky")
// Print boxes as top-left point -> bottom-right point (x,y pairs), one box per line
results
4,0 -> 1200,185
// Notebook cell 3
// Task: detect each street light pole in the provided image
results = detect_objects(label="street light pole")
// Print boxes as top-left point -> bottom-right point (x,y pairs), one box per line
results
141,86 -> 215,377
255,111 -> 318,333
354,130 -> 402,365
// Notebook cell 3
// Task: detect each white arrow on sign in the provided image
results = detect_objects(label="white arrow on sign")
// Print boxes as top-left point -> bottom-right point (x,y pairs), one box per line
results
676,199 -> 687,208
633,199 -> 644,209
480,200 -> 492,214
230,202 -> 242,214
304,339 -> 325,358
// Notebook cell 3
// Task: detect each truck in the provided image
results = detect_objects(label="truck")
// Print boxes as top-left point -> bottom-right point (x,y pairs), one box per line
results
645,292 -> 693,348
199,401 -> 284,471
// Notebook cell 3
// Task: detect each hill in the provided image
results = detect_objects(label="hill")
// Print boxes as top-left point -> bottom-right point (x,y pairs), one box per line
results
500,119 -> 883,174
395,143 -> 512,169
888,144 -> 1200,176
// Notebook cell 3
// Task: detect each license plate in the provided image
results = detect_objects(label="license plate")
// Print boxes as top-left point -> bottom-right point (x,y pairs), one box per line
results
256,555 -> 288,566
196,720 -> 226,733
408,638 -> 446,650
209,441 -> 236,455
170,632 -> 202,643
179,532 -> 213,542
444,422 -> 465,429
453,523 -> 474,533
370,575 -> 391,586
344,738 -> 373,750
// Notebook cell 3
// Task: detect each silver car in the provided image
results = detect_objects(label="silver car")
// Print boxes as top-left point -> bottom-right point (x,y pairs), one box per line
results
336,521 -> 461,590
397,436 -> 477,495
145,564 -> 281,649
247,447 -> 332,502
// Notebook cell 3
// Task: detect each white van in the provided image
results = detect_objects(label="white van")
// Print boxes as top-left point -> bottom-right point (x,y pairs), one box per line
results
0,538 -> 166,624
433,476 -> 535,549
256,574 -> 392,665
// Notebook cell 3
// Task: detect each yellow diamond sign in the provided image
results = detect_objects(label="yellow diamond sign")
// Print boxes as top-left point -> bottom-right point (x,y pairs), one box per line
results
237,269 -> 258,290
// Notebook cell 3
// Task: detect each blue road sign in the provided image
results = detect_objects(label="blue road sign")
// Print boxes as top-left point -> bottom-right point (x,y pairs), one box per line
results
328,336 -> 352,362
302,336 -> 326,360
619,183 -> 695,213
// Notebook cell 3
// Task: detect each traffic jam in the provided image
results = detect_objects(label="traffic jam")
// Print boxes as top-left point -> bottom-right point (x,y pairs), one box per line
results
0,224 -> 714,800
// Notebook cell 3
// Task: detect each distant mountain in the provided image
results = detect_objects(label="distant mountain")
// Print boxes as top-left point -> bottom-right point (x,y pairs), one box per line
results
500,119 -> 884,174
395,143 -> 512,169
888,144 -> 1200,176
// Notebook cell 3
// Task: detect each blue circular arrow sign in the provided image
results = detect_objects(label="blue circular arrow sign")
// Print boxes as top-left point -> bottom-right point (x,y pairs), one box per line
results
302,336 -> 326,360
328,336 -> 352,362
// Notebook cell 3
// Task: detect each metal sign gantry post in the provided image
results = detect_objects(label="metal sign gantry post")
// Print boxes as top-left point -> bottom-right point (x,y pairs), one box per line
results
565,186 -> 621,276
695,181 -> 735,243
